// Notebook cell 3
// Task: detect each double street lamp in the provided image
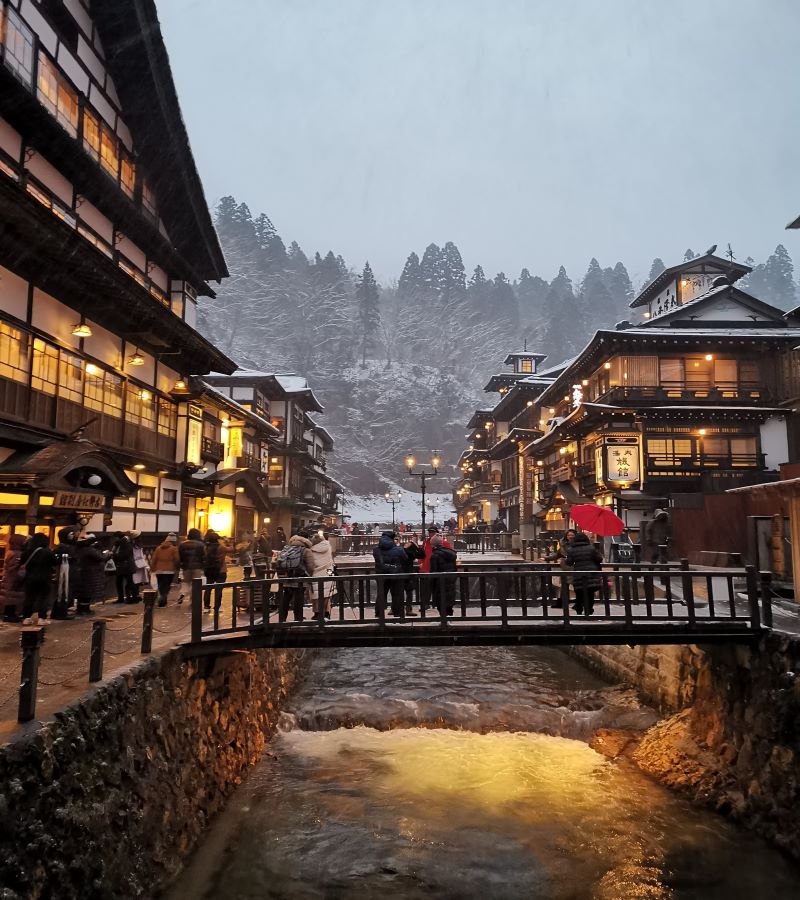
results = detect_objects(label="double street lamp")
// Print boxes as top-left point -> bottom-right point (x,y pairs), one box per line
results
384,489 -> 402,530
404,451 -> 441,535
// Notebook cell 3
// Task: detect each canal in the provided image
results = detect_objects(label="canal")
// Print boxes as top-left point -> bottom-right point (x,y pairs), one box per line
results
170,647 -> 800,898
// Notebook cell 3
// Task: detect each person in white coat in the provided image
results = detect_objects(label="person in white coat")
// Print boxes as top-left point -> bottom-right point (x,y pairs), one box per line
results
307,531 -> 336,619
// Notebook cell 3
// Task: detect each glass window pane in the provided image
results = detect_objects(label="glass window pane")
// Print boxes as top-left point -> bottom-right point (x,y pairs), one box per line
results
83,108 -> 101,161
0,322 -> 29,384
31,339 -> 58,395
58,351 -> 83,404
104,372 -> 123,418
659,359 -> 682,384
37,53 -> 78,137
3,9 -> 34,86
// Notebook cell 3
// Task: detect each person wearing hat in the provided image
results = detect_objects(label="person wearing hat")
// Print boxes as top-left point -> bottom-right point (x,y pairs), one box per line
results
151,533 -> 180,607
74,535 -> 110,615
418,525 -> 442,612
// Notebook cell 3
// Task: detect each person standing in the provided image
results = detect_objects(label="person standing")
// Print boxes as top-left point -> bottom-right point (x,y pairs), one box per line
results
274,526 -> 287,551
401,536 -> 424,616
644,509 -> 671,564
373,531 -> 408,617
419,525 -> 441,612
178,528 -> 205,604
51,526 -> 79,619
20,533 -> 58,625
546,528 -> 577,608
129,531 -> 148,603
429,534 -> 458,615
565,533 -> 603,616
308,532 -> 335,619
74,535 -> 109,615
151,533 -> 180,607
275,531 -> 314,622
0,533 -> 26,622
203,531 -> 228,611
112,532 -> 136,604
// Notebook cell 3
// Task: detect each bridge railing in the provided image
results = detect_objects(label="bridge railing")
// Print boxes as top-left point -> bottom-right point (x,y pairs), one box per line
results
334,532 -> 514,555
188,561 -> 773,646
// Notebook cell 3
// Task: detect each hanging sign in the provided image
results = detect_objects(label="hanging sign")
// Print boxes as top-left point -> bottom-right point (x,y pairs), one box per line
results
53,491 -> 105,510
572,384 -> 583,407
604,437 -> 640,484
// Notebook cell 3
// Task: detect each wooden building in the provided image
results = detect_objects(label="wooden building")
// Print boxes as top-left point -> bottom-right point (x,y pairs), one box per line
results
0,0 -> 234,543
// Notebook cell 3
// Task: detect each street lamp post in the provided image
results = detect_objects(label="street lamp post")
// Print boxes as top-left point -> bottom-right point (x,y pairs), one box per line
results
405,451 -> 441,536
384,490 -> 402,530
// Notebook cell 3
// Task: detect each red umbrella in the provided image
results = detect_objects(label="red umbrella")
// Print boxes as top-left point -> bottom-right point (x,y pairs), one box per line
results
570,504 -> 624,537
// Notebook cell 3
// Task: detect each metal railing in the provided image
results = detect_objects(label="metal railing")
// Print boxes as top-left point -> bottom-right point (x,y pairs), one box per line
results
186,561 -> 773,652
333,533 -> 514,555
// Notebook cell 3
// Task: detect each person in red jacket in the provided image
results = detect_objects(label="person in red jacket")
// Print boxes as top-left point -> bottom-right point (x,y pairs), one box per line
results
420,526 -> 454,611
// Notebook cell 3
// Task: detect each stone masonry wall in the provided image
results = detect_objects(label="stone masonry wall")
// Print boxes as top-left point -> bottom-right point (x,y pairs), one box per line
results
570,636 -> 800,859
0,647 -> 308,899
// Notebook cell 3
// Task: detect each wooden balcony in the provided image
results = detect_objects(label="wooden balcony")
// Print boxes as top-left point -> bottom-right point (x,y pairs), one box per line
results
598,383 -> 764,404
201,437 -> 224,463
645,452 -> 765,474
236,453 -> 264,472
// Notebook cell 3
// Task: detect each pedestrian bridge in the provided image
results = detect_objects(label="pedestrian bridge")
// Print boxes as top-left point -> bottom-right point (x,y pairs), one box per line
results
181,563 -> 773,657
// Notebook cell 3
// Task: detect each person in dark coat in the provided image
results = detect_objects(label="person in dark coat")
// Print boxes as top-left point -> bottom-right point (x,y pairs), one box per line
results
429,534 -> 458,615
21,533 -> 58,624
274,526 -> 287,551
401,537 -> 424,616
51,526 -> 79,619
178,528 -> 205,603
112,532 -> 136,604
0,533 -> 26,622
373,532 -> 408,617
644,509 -> 671,563
203,531 -> 228,611
74,535 -> 108,614
565,533 -> 603,616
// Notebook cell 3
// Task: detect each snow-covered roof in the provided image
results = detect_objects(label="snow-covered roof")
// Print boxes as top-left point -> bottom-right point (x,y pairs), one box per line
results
630,253 -> 751,308
275,374 -> 309,393
196,381 -> 280,436
620,327 -> 800,339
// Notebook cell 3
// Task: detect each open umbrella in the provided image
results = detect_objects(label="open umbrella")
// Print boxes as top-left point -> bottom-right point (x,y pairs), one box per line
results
570,504 -> 624,537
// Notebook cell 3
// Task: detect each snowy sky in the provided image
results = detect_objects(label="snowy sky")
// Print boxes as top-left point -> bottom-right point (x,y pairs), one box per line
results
158,0 -> 800,287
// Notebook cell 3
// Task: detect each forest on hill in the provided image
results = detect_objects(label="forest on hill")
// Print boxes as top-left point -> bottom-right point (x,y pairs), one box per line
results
198,197 -> 798,491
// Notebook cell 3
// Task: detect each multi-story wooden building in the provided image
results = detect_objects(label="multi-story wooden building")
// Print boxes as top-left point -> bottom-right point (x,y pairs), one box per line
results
204,372 -> 340,534
523,252 -> 800,545
0,0 -> 235,544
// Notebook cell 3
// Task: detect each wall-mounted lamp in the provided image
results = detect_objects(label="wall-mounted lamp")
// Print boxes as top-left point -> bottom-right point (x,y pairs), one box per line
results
72,319 -> 92,338
128,349 -> 145,366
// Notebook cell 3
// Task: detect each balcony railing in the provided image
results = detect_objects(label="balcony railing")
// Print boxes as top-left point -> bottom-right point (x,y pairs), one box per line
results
597,383 -> 763,404
201,437 -> 224,463
645,452 -> 764,473
236,453 -> 264,472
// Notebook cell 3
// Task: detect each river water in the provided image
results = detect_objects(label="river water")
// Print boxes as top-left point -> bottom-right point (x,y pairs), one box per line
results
170,647 -> 800,899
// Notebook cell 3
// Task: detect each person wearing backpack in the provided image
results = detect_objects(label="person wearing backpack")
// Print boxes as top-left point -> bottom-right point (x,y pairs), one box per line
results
0,533 -> 26,622
275,531 -> 314,622
20,533 -> 58,625
373,531 -> 408,617
429,534 -> 458,616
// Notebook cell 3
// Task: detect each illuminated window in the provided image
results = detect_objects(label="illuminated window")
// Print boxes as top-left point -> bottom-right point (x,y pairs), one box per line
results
520,358 -> 533,373
141,180 -> 157,218
82,108 -> 101,160
84,363 -> 105,412
2,8 -> 34,86
0,323 -> 29,384
163,488 -> 178,505
37,54 -> 79,137
157,397 -> 177,438
126,384 -> 155,430
58,350 -> 83,404
31,339 -> 58,396
99,126 -> 119,178
83,108 -> 119,179
104,372 -> 123,418
120,151 -> 136,199
138,485 -> 156,503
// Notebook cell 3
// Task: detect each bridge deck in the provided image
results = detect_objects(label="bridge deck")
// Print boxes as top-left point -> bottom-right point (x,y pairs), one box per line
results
182,564 -> 772,656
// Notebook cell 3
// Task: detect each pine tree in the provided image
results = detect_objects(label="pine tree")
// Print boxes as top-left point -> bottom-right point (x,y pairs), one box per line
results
441,241 -> 466,301
746,245 -> 797,309
604,261 -> 634,319
580,258 -> 617,329
286,241 -> 309,271
356,262 -> 380,365
419,243 -> 445,301
516,268 -> 548,325
683,248 -> 696,261
398,252 -> 422,301
467,265 -> 491,317
542,266 -> 581,362
647,258 -> 666,283
491,272 -> 520,329
253,213 -> 287,267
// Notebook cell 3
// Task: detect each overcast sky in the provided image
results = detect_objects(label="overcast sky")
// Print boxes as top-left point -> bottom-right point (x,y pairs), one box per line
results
158,0 -> 800,287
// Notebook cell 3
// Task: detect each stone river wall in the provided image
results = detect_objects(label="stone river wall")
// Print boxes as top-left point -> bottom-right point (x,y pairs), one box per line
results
570,634 -> 800,859
0,647 -> 308,899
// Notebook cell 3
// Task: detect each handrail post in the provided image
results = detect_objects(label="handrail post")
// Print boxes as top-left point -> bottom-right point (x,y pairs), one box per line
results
89,619 -> 106,683
744,565 -> 761,631
18,626 -> 44,723
680,558 -> 696,626
141,590 -> 156,654
191,577 -> 203,643
759,571 -> 773,629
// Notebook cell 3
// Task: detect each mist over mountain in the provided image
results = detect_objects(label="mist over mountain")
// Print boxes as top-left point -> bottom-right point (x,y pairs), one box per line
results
198,198 -> 799,492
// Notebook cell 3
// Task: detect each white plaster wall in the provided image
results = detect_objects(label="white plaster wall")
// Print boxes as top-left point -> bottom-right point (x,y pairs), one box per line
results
760,417 -> 789,470
79,200 -> 113,243
27,152 -> 74,205
31,289 -> 80,349
83,323 -> 121,369
0,117 -> 22,160
0,266 -> 29,321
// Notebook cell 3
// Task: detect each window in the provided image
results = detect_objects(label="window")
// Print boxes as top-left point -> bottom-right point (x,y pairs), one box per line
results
58,350 -> 83,404
0,323 -> 29,384
621,356 -> 658,386
141,180 -> 157,218
659,358 -> 682,386
83,108 -> 119,179
520,358 -> 533,373
138,486 -> 156,503
157,397 -> 177,438
104,372 -> 123,418
84,363 -> 104,412
126,384 -> 155,430
2,8 -> 34,86
82,108 -> 101,161
120,150 -> 136,199
99,126 -> 119,178
83,366 -> 123,418
31,339 -> 58,395
647,438 -> 692,466
163,488 -> 178,505
685,357 -> 712,390
37,54 -> 79,137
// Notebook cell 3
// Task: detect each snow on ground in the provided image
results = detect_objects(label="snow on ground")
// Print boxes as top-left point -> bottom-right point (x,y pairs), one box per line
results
343,492 -> 455,528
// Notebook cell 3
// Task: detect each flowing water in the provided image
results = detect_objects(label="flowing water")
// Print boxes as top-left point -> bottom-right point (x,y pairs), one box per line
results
170,648 -> 800,899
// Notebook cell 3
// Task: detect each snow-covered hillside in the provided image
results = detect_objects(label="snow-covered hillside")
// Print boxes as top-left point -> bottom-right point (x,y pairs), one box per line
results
344,492 -> 455,528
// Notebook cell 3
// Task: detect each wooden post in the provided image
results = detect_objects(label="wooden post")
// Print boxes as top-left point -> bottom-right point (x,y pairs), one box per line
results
744,565 -> 761,631
680,558 -> 696,626
140,590 -> 156,654
18,627 -> 44,723
759,571 -> 773,629
191,577 -> 203,643
89,619 -> 106,683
